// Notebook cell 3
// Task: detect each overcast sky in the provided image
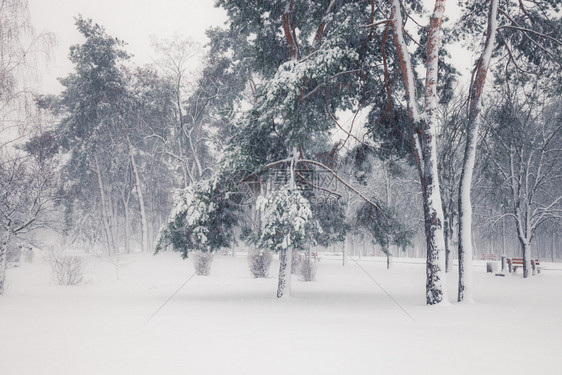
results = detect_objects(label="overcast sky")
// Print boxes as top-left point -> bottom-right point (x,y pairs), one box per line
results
29,0 -> 226,94
28,1 -> 472,95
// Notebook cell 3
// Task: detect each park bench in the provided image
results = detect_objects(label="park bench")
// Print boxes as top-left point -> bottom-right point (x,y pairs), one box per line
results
481,253 -> 499,261
506,258 -> 541,275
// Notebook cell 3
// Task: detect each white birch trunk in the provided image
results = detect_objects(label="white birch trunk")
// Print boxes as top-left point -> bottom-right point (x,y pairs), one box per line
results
457,0 -> 498,303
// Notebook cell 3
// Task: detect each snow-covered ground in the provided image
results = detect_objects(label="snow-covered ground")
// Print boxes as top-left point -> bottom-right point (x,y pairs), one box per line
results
1,251 -> 561,375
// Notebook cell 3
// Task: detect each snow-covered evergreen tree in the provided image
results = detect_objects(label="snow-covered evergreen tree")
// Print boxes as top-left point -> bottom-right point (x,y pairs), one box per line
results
253,187 -> 321,297
155,179 -> 238,274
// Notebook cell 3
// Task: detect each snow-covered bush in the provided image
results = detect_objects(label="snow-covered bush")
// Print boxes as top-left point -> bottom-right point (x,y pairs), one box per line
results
247,248 -> 273,278
253,188 -> 321,254
46,250 -> 83,286
155,179 -> 237,275
192,251 -> 214,276
300,254 -> 318,281
252,188 -> 322,297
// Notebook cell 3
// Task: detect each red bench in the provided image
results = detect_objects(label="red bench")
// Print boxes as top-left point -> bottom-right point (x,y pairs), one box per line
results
507,258 -> 541,274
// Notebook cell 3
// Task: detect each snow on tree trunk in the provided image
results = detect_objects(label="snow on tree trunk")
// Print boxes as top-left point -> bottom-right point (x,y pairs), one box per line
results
444,219 -> 451,273
277,245 -> 293,298
457,0 -> 498,303
390,0 -> 448,304
127,136 -> 149,253
422,0 -> 448,305
421,156 -> 447,305
521,240 -> 532,278
0,232 -> 8,295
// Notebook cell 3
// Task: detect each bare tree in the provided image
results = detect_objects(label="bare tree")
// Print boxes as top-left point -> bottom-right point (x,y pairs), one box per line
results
0,151 -> 60,294
0,0 -> 54,294
482,88 -> 562,278
149,36 -> 207,186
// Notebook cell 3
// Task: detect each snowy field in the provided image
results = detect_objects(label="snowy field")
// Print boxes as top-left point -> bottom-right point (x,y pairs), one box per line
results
1,251 -> 561,375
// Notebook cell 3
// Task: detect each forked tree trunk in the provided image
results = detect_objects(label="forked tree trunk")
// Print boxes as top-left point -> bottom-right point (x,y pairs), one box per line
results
458,0 -> 498,303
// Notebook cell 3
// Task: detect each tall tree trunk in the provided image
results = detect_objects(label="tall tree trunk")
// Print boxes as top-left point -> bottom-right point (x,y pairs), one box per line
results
94,154 -> 114,255
122,193 -> 130,254
520,239 -> 531,278
421,0 -> 448,305
421,160 -> 447,305
343,234 -> 353,266
0,232 -> 9,295
127,136 -> 149,252
277,245 -> 293,298
458,0 -> 498,303
277,146 -> 297,298
444,216 -> 451,273
550,231 -> 556,263
390,0 -> 448,304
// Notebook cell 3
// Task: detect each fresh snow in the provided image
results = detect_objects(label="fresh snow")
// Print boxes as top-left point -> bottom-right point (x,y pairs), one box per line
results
1,251 -> 561,374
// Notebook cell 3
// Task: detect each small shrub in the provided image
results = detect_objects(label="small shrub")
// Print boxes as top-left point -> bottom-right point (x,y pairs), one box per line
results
23,247 -> 34,263
248,249 -> 273,278
46,250 -> 84,286
192,251 -> 213,276
300,254 -> 318,281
